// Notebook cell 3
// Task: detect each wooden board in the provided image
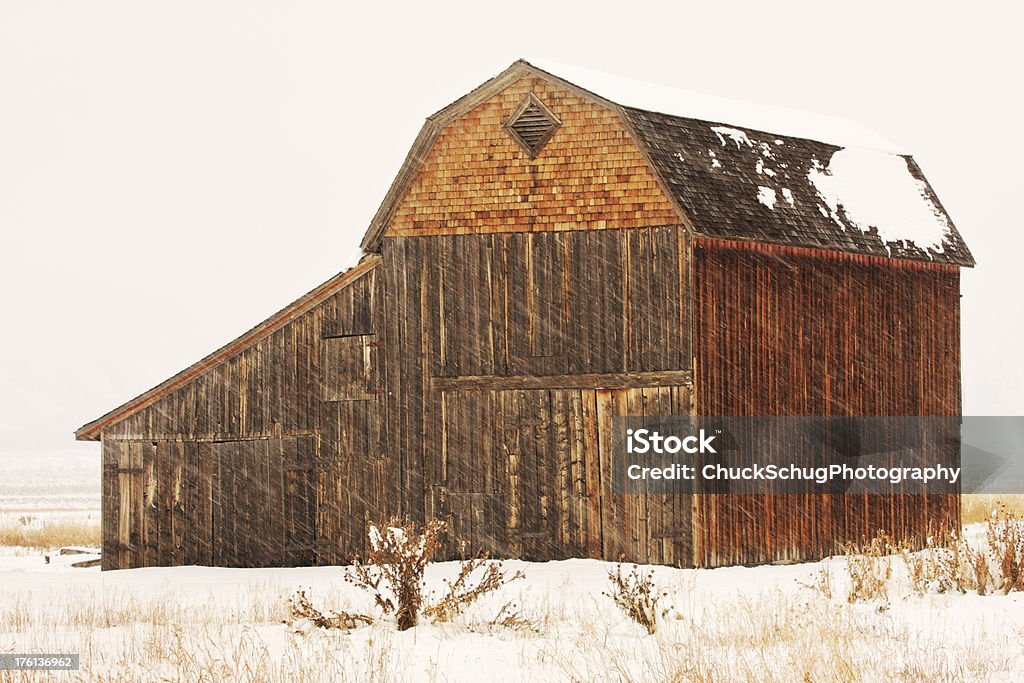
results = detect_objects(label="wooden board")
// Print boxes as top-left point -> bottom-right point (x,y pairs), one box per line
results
692,239 -> 961,566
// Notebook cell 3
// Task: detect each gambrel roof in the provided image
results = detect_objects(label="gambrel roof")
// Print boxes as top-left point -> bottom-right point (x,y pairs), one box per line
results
362,60 -> 973,266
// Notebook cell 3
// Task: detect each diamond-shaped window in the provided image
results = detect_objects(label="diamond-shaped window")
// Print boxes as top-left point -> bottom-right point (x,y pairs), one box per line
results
503,94 -> 561,158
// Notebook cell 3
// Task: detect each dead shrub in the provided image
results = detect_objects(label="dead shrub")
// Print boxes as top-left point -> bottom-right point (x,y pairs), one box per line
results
798,562 -> 834,599
344,517 -> 526,631
843,531 -> 897,603
985,507 -> 1024,594
286,588 -> 372,632
423,553 -> 525,623
604,562 -> 669,635
344,518 -> 443,630
901,533 -> 987,595
903,536 -> 956,595
900,508 -> 1023,596
486,600 -> 541,633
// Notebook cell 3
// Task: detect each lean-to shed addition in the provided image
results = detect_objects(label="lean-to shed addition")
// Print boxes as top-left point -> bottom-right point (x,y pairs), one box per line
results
77,60 -> 973,570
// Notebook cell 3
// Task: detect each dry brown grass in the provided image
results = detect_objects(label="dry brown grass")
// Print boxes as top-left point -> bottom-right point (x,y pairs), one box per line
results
962,494 -> 1024,524
843,531 -> 897,603
0,580 -> 290,633
1,564 -> 1019,682
0,580 -> 363,681
604,563 -> 670,634
556,590 -> 1016,682
835,509 -> 1024,600
0,517 -> 99,550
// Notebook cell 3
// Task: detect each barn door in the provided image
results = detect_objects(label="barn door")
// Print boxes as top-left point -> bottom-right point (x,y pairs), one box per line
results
211,435 -> 316,567
492,388 -> 589,562
436,384 -> 693,566
591,387 -> 693,565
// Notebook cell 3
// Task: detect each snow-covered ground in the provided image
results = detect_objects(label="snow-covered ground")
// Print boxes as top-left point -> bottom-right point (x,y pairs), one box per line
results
2,536 -> 1023,682
1,461 -> 1021,680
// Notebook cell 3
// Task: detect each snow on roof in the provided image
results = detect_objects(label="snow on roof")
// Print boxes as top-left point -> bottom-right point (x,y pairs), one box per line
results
757,186 -> 777,210
808,148 -> 952,252
528,59 -> 903,153
623,108 -> 974,266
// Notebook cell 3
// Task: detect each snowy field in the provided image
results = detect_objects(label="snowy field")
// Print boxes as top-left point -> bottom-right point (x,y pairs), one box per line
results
0,450 -> 99,520
2,460 -> 1022,681
1,537 -> 1023,682
0,450 -> 100,554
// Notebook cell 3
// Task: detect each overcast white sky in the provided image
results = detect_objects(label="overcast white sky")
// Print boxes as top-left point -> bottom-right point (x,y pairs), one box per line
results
1,1 -> 1021,456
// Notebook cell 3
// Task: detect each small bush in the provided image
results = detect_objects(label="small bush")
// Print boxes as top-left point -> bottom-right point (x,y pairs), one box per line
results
423,553 -> 525,623
344,518 -> 444,630
604,563 -> 669,635
902,532 -> 985,595
985,507 -> 1024,594
286,588 -> 371,632
484,600 -> 541,633
901,508 -> 1023,596
799,562 -> 834,599
843,531 -> 897,603
344,517 -> 526,631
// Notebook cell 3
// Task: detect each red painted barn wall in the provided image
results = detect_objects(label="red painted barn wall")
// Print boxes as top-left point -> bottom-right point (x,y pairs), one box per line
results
692,238 -> 961,566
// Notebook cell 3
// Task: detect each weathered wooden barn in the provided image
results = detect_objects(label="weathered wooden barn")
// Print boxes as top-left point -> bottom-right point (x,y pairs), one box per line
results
77,60 -> 974,570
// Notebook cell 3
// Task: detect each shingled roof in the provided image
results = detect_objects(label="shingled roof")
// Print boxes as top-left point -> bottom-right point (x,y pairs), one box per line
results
624,108 -> 974,265
363,60 -> 973,267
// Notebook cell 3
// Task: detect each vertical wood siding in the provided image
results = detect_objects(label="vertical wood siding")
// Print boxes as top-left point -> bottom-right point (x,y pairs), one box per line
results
101,436 -> 314,569
435,384 -> 692,566
378,228 -> 691,563
100,268 -> 383,568
99,225 -> 701,568
692,238 -> 962,566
